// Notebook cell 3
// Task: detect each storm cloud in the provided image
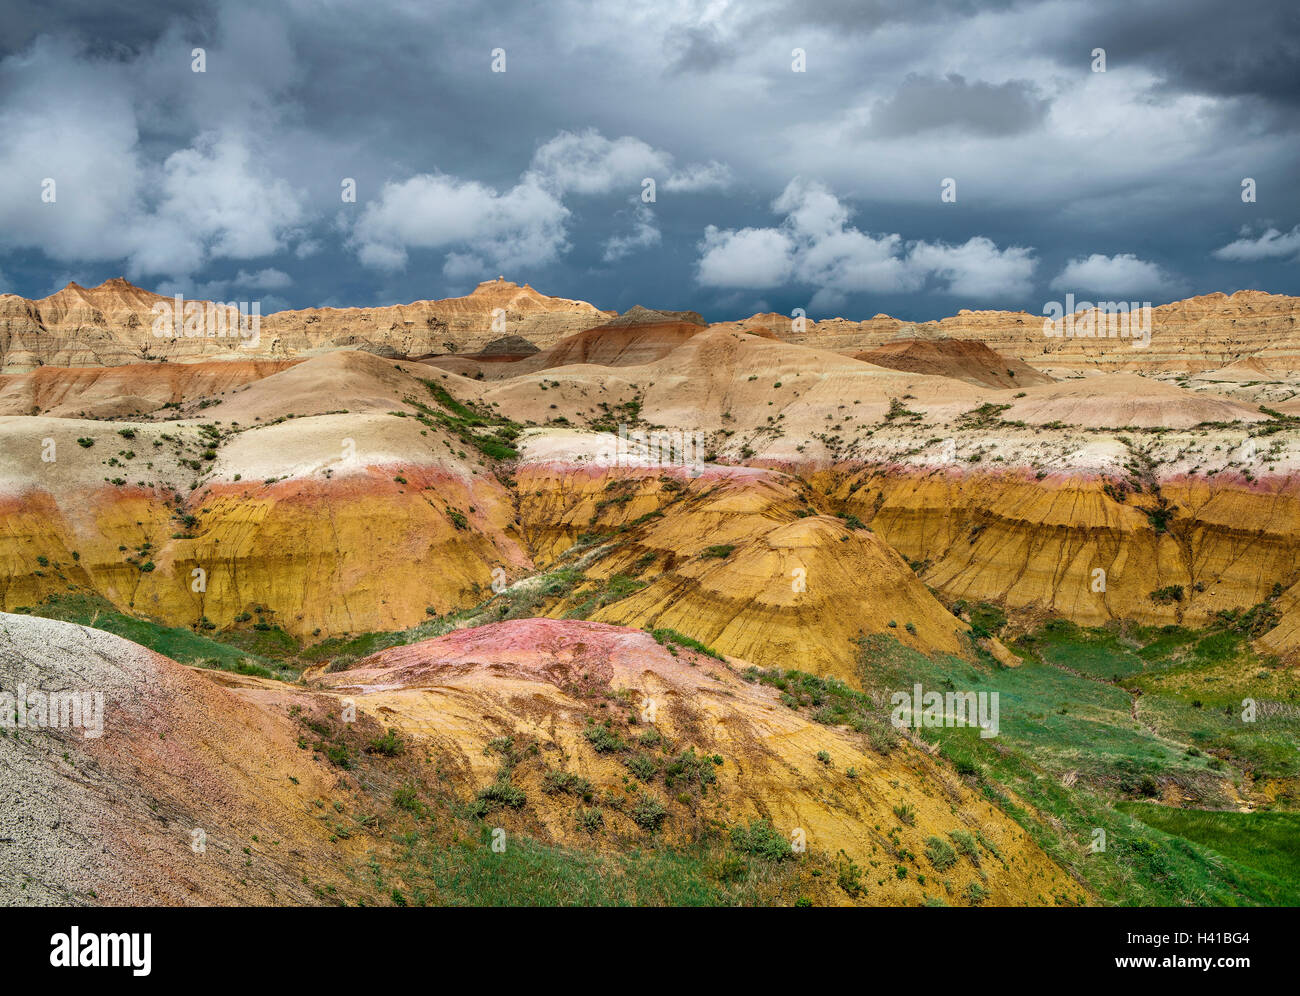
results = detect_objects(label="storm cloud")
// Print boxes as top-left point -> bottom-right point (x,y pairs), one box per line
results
0,0 -> 1296,320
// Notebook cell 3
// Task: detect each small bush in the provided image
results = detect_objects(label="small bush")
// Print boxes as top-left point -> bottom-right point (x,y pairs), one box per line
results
631,795 -> 668,832
964,882 -> 990,906
624,752 -> 659,782
367,727 -> 404,757
1149,585 -> 1184,605
476,777 -> 526,811
925,835 -> 957,871
837,850 -> 864,897
584,723 -> 627,754
730,819 -> 793,862
949,829 -> 980,866
543,770 -> 593,798
393,785 -> 422,812
577,806 -> 604,833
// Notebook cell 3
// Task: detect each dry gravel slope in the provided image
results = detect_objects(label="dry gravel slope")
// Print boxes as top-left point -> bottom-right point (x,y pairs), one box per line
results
0,612 -> 374,905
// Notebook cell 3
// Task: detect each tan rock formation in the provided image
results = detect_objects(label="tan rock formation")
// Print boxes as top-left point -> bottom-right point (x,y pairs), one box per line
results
0,277 -> 614,373
718,290 -> 1300,376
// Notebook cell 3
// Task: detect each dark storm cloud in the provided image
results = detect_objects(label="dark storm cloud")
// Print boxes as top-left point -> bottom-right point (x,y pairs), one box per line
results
1056,0 -> 1300,108
868,74 -> 1050,137
754,0 -> 1026,34
664,24 -> 734,75
0,0 -> 1297,322
0,0 -> 215,58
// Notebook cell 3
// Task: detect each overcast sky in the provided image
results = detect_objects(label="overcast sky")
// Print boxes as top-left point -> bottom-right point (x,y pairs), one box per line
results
1,0 -> 1297,321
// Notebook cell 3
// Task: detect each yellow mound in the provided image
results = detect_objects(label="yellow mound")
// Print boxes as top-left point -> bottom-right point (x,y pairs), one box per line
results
512,464 -> 968,678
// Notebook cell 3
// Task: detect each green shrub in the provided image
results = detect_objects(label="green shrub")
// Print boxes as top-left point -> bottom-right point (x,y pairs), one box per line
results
631,795 -> 668,832
584,723 -> 627,754
925,835 -> 957,871
1149,585 -> 1184,605
624,752 -> 659,782
576,806 -> 604,833
949,829 -> 980,866
730,819 -> 792,861
543,770 -> 593,798
837,850 -> 864,897
663,748 -> 719,793
650,628 -> 725,661
476,777 -> 526,811
367,728 -> 404,757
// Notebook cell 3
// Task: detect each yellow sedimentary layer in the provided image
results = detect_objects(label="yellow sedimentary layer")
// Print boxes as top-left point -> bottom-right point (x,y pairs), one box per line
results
8,447 -> 1300,660
513,463 -> 968,680
318,620 -> 1083,906
0,472 -> 529,639
819,467 -> 1300,631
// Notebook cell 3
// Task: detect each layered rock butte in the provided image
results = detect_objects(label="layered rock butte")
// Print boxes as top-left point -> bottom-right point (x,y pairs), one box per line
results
0,277 -> 612,373
3,276 -> 1300,905
6,280 -> 1300,650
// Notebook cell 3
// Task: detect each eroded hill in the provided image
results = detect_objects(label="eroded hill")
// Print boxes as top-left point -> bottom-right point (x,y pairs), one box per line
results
3,279 -> 1299,906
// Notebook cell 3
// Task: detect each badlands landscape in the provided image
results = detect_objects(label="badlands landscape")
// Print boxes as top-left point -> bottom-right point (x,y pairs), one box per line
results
2,277 -> 1298,907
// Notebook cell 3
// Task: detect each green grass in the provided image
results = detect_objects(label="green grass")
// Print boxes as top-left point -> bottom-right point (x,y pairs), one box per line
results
853,625 -> 1297,906
1018,619 -> 1151,680
19,593 -> 290,678
860,631 -> 1204,789
400,829 -> 793,906
404,378 -> 521,461
367,726 -> 815,906
739,665 -> 899,753
297,630 -> 407,664
215,623 -> 299,660
562,573 -> 646,619
16,592 -> 478,678
1118,804 -> 1300,905
650,627 -> 725,661
420,378 -> 479,421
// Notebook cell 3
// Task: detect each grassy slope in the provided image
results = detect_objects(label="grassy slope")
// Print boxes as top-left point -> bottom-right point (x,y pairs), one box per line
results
18,585 -> 1299,906
1118,804 -> 1300,905
16,592 -> 290,678
13,593 -> 824,906
849,619 -> 1299,906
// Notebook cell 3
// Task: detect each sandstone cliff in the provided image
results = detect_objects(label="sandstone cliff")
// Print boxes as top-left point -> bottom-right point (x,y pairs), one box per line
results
0,277 -> 613,373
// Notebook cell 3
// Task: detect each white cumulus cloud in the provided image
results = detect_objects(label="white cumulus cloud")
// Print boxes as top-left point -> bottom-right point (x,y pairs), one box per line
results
530,130 -> 672,196
697,226 -> 795,288
355,129 -> 732,273
697,179 -> 1036,308
602,204 -> 662,262
352,173 -> 570,273
1212,225 -> 1300,262
1050,252 -> 1185,296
